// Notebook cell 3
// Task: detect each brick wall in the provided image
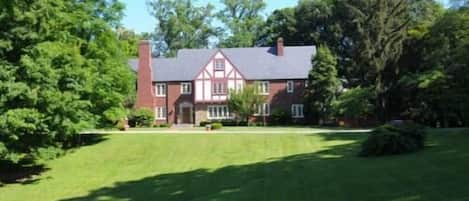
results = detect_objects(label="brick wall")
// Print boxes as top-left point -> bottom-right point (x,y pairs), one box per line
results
149,79 -> 307,125
267,79 -> 305,110
167,81 -> 194,124
249,79 -> 307,123
152,81 -> 194,125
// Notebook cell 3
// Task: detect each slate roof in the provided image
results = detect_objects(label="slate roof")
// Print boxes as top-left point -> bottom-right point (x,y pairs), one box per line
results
128,46 -> 316,82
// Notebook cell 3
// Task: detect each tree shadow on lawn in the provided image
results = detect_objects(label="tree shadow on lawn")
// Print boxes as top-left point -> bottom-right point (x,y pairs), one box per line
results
0,162 -> 49,185
59,133 -> 469,201
0,134 -> 109,185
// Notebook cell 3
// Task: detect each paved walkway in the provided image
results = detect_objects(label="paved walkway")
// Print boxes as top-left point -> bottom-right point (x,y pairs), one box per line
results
82,129 -> 371,135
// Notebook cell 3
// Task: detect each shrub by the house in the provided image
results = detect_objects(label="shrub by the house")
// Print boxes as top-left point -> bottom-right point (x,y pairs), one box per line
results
211,123 -> 223,130
360,123 -> 426,156
158,123 -> 171,128
270,109 -> 291,125
116,120 -> 127,131
199,121 -> 210,127
128,108 -> 155,127
200,120 -> 247,127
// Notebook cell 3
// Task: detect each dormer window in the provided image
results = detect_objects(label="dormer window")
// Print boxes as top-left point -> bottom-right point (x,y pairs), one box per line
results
214,59 -> 225,71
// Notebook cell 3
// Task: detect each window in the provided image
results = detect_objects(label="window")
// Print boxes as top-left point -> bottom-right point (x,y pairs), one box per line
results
287,80 -> 294,93
155,107 -> 167,120
212,82 -> 227,95
207,105 -> 232,120
155,83 -> 166,97
181,82 -> 192,94
214,59 -> 225,71
291,104 -> 304,118
257,81 -> 270,95
254,103 -> 270,116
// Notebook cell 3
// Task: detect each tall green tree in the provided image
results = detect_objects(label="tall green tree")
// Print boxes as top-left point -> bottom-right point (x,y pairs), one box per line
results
147,0 -> 218,57
257,8 -> 297,46
0,0 -> 134,163
306,46 -> 340,124
218,0 -> 266,47
333,0 -> 411,122
392,0 -> 444,119
117,28 -> 150,58
401,8 -> 469,127
227,85 -> 266,122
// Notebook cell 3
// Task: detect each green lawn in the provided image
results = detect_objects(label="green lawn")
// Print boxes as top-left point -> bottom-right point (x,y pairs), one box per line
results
1,129 -> 469,201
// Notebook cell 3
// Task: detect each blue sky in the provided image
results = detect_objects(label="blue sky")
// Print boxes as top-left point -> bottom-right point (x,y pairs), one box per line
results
122,0 -> 450,34
122,0 -> 301,33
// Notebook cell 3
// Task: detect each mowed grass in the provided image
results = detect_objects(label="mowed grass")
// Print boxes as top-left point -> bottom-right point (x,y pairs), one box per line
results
1,129 -> 469,201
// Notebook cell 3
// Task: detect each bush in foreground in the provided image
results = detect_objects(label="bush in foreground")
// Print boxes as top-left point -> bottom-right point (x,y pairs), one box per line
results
360,123 -> 426,157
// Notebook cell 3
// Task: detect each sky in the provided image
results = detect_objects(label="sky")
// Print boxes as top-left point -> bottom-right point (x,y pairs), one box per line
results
122,0 -> 300,33
121,0 -> 450,34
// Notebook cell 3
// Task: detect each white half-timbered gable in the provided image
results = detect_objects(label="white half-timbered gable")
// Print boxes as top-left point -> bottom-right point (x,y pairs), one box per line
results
194,51 -> 245,103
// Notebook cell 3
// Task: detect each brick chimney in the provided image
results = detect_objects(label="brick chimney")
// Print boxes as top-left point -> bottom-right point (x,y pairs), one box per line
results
277,37 -> 284,56
136,40 -> 154,109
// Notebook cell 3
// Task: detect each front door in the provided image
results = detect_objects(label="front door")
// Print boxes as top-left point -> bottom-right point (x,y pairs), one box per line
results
181,107 -> 192,124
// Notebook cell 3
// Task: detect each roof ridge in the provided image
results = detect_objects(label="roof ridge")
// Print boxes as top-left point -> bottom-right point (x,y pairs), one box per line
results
177,45 -> 315,52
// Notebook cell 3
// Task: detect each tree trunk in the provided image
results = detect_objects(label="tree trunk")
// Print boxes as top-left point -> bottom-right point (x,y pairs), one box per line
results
375,73 -> 388,123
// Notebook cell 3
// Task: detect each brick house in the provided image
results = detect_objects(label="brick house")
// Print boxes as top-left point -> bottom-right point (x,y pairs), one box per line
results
129,38 -> 316,125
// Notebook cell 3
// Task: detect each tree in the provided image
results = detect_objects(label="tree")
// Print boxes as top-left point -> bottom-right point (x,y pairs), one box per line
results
332,87 -> 375,121
0,0 -> 135,163
257,0 -> 335,47
392,0 -> 444,120
257,8 -> 297,46
401,8 -> 469,127
294,0 -> 336,46
147,0 -> 218,57
117,28 -> 150,58
332,0 -> 411,122
227,84 -> 266,122
306,46 -> 340,124
218,0 -> 266,47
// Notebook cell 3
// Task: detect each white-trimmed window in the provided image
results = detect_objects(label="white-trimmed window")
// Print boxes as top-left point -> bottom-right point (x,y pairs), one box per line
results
155,107 -> 167,120
181,82 -> 192,94
212,82 -> 227,95
214,59 -> 225,71
155,83 -> 166,97
254,103 -> 270,116
257,81 -> 270,95
291,104 -> 304,118
287,80 -> 294,93
207,105 -> 231,120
